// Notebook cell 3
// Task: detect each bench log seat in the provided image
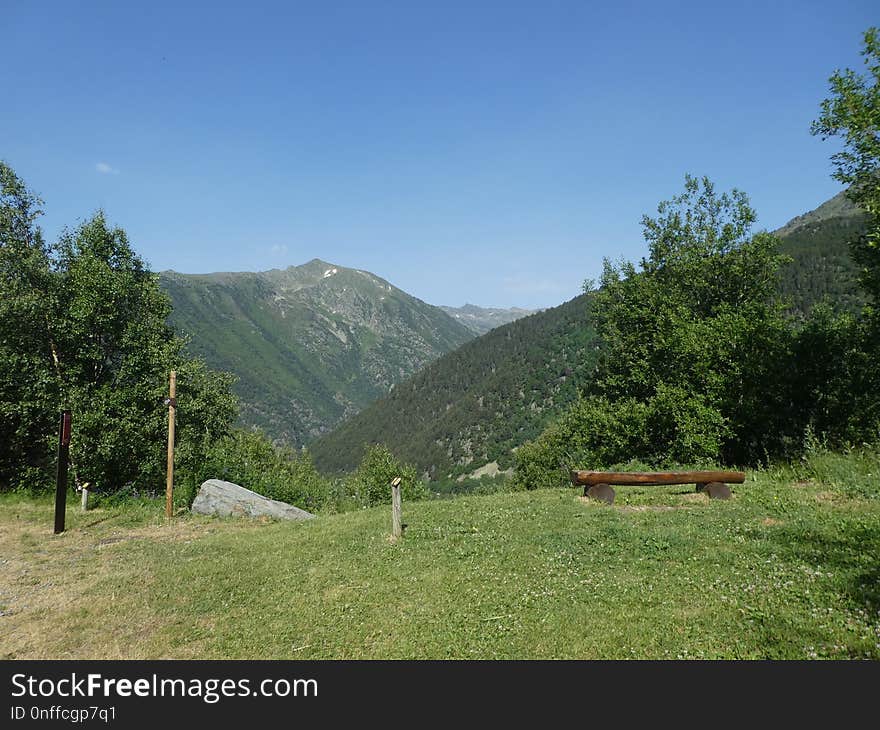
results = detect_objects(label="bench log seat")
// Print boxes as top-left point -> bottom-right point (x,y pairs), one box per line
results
570,470 -> 746,504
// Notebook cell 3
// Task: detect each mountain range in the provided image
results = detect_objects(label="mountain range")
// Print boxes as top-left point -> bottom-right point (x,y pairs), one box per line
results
160,260 -> 532,446
309,294 -> 597,479
440,304 -> 537,335
160,259 -> 477,446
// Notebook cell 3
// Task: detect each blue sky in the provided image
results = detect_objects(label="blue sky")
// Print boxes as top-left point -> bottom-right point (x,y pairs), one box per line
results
3,1 -> 877,309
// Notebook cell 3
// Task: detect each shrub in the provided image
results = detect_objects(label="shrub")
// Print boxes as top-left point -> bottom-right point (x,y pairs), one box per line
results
513,388 -> 726,489
347,444 -> 427,506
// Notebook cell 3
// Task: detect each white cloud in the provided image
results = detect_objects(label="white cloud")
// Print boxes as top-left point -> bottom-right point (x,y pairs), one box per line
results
270,244 -> 288,255
95,162 -> 120,175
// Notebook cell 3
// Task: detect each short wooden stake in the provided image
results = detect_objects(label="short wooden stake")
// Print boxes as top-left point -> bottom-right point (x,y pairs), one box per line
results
53,410 -> 71,534
80,486 -> 89,512
165,370 -> 177,519
391,476 -> 402,539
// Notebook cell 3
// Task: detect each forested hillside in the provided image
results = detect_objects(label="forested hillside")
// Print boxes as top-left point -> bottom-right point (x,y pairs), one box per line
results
774,194 -> 867,317
310,295 -> 597,478
161,260 -> 474,446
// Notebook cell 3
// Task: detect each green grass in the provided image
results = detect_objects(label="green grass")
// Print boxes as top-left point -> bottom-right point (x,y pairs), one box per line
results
2,452 -> 879,659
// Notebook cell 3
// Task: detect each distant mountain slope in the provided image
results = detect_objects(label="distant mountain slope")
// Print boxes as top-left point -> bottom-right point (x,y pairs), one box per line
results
440,304 -> 536,335
774,191 -> 867,317
310,295 -> 597,479
774,190 -> 860,237
160,259 -> 474,446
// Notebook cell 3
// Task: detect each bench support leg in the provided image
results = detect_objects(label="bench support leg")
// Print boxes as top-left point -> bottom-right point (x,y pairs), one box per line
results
584,483 -> 615,505
704,482 -> 731,500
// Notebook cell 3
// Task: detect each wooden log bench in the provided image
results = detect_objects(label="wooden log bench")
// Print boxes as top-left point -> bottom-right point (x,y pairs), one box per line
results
570,470 -> 746,504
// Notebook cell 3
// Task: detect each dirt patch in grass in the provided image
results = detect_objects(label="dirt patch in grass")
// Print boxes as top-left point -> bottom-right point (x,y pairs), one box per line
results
680,492 -> 710,504
761,517 -> 784,526
0,508 -> 220,659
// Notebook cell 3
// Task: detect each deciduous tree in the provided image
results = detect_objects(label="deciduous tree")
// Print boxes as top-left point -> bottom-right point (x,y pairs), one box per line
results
0,161 -> 237,493
811,26 -> 880,304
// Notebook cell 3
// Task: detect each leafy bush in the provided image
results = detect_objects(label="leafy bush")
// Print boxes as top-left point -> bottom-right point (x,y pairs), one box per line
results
644,384 -> 729,463
347,444 -> 427,506
789,304 -> 880,447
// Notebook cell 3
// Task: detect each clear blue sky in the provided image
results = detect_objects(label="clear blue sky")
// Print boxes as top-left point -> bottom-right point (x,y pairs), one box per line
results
3,1 -> 877,309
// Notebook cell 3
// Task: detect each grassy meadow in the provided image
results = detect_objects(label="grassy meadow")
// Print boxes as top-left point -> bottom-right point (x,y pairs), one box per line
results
1,450 -> 878,660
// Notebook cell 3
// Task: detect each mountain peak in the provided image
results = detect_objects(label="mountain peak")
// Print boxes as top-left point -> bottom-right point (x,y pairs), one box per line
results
286,258 -> 343,277
774,190 -> 862,237
301,257 -> 337,269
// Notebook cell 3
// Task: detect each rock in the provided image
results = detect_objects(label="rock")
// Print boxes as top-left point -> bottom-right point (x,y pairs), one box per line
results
191,479 -> 315,521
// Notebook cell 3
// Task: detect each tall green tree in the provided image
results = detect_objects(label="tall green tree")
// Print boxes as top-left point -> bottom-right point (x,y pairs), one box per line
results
808,26 -> 880,443
0,162 -> 57,487
0,161 -> 237,493
514,176 -> 795,487
588,175 -> 794,464
811,26 -> 880,304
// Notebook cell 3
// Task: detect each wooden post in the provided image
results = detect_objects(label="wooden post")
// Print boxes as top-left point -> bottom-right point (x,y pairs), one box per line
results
54,411 -> 71,534
391,476 -> 402,539
80,485 -> 89,512
165,370 -> 176,519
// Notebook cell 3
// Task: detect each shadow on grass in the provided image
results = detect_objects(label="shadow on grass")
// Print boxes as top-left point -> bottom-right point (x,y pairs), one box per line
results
790,524 -> 876,602
754,521 -> 880,658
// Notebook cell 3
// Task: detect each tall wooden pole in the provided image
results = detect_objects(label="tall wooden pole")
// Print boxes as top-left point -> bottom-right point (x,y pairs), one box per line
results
165,370 -> 176,519
391,476 -> 402,539
54,411 -> 71,534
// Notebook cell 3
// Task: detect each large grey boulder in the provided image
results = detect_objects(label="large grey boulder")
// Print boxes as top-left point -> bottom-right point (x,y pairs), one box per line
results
191,479 -> 315,521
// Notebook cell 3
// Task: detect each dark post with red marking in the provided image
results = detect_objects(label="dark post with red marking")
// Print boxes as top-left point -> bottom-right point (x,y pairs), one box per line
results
54,410 -> 72,534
